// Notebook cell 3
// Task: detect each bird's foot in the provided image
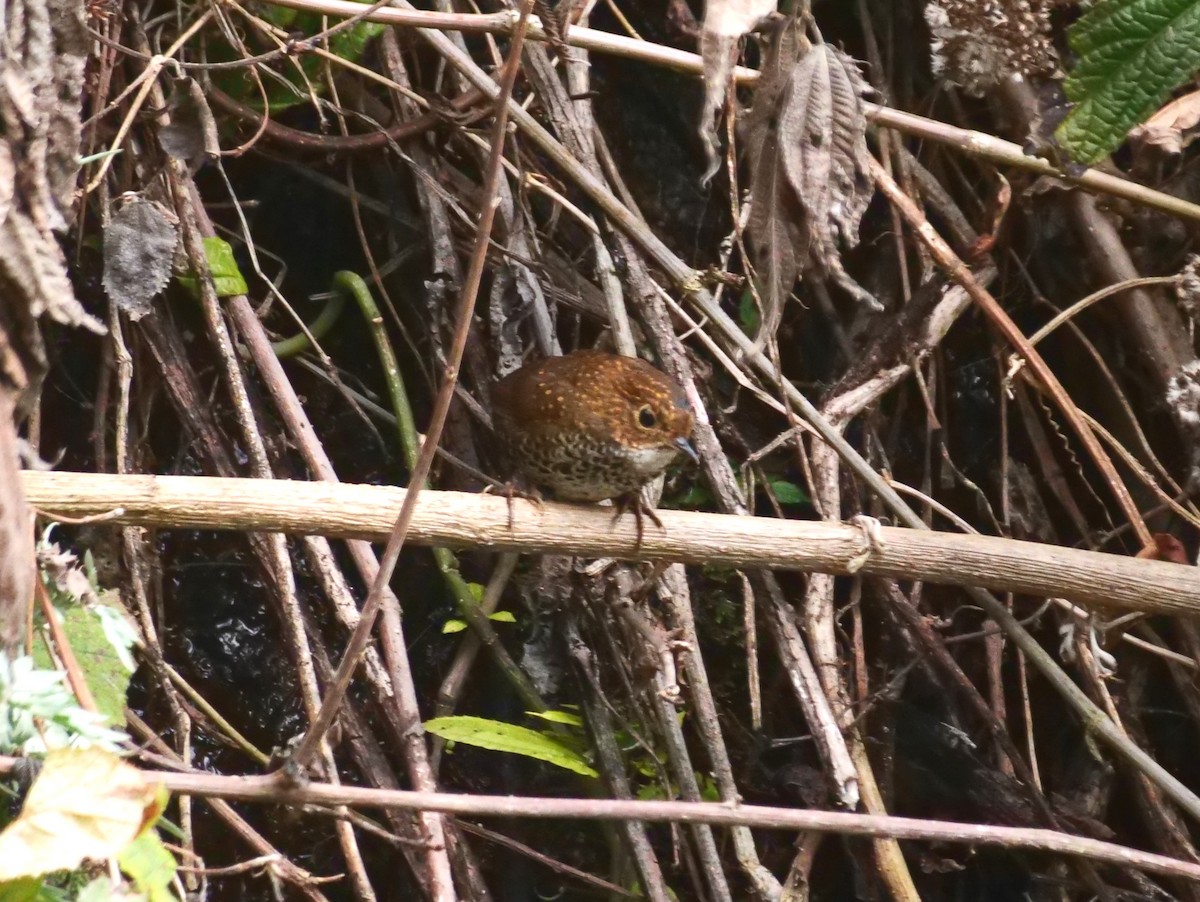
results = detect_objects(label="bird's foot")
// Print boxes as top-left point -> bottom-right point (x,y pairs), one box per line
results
612,491 -> 664,551
487,481 -> 543,530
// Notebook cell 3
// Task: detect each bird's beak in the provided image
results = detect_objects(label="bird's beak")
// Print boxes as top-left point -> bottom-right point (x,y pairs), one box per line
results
675,437 -> 699,463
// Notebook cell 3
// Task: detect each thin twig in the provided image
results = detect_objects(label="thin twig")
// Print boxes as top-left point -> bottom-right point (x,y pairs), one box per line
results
243,0 -> 1200,222
286,0 -> 536,774
870,158 -> 1151,546
12,759 -> 1200,884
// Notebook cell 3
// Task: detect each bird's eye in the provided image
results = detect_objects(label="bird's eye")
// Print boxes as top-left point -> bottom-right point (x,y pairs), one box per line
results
637,406 -> 657,429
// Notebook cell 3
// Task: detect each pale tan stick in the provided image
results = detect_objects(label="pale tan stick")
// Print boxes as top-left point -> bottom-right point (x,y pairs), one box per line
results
25,471 -> 1200,617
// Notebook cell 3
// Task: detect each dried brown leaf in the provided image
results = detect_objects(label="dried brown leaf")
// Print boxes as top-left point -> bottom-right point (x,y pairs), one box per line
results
102,195 -> 180,321
0,748 -> 163,880
778,45 -> 876,310
158,76 -> 220,172
1130,90 -> 1200,155
745,126 -> 801,343
698,0 -> 776,182
743,33 -> 879,342
740,17 -> 803,342
1136,533 -> 1190,565
37,538 -> 99,606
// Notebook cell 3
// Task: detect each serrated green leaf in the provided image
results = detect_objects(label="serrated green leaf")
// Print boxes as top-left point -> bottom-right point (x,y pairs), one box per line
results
118,831 -> 178,902
442,619 -> 467,634
1058,0 -> 1200,163
769,479 -> 808,505
424,716 -> 598,777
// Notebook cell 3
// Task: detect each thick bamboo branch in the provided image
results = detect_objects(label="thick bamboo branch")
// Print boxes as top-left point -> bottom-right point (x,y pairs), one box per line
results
25,471 -> 1200,615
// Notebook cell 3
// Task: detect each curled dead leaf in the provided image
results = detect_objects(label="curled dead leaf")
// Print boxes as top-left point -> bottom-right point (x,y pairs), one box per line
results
1136,533 -> 1190,565
698,0 -> 777,182
1130,91 -> 1200,156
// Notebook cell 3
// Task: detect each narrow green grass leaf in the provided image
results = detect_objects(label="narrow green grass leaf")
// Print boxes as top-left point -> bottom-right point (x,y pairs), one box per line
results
526,710 -> 584,727
424,716 -> 598,777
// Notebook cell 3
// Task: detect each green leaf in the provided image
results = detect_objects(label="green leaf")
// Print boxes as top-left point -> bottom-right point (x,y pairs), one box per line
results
212,3 -> 384,112
33,607 -> 133,727
738,290 -> 761,335
676,484 -> 713,509
1058,0 -> 1200,163
769,479 -> 808,505
176,238 -> 247,298
202,237 -> 248,297
442,610 -> 516,634
636,782 -> 667,801
525,710 -> 584,727
0,878 -> 45,902
424,716 -> 598,777
74,878 -> 115,902
92,605 -> 138,674
0,654 -> 128,752
118,832 -> 178,902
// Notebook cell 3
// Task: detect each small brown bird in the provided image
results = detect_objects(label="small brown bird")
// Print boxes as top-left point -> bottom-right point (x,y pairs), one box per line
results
491,350 -> 698,539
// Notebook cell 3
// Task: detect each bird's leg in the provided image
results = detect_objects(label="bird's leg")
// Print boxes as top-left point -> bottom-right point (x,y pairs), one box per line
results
612,490 -> 664,551
446,446 -> 542,530
507,483 -> 543,531
487,480 -> 543,531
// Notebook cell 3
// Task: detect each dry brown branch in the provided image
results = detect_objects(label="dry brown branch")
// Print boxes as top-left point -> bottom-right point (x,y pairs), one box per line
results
3,757 -> 1194,885
25,471 -> 1200,615
251,0 -> 1200,222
